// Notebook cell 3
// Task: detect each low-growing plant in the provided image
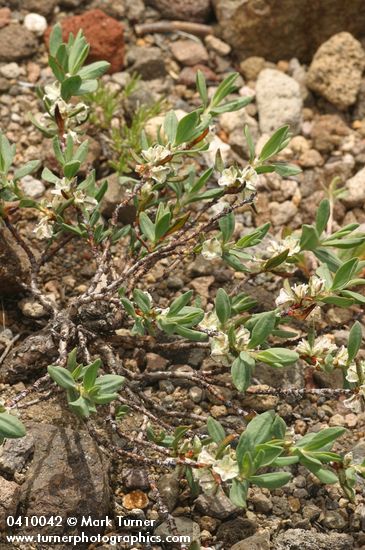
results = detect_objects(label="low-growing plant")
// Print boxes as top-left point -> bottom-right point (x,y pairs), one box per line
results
1,24 -> 365,545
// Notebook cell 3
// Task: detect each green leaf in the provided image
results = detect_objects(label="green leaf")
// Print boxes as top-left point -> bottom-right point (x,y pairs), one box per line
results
155,212 -> 171,241
250,472 -> 291,489
235,223 -> 271,249
231,352 -> 255,392
273,456 -> 299,466
48,365 -> 77,390
236,411 -> 276,468
215,288 -> 231,325
209,96 -> 252,115
139,212 -> 155,242
49,23 -> 63,57
175,111 -> 200,145
164,110 -> 178,143
300,224 -> 320,251
83,359 -> 102,391
273,163 -> 301,177
169,291 -> 193,316
340,290 -> 365,305
248,311 -> 276,349
67,347 -> 78,372
42,167 -> 60,184
229,479 -> 248,508
196,70 -> 208,106
314,248 -> 342,272
259,126 -> 290,161
61,75 -> 82,101
0,412 -> 26,439
253,444 -> 284,468
77,61 -> 111,79
348,321 -> 362,363
64,160 -> 81,179
13,160 -> 41,181
316,199 -> 330,235
331,258 -> 359,291
244,125 -> 255,162
255,348 -> 298,367
0,133 -> 15,173
133,289 -> 151,313
68,395 -> 90,418
174,325 -> 208,341
94,374 -> 125,393
296,427 -> 346,452
219,212 -> 235,243
211,73 -> 239,107
264,249 -> 289,271
207,417 -> 225,444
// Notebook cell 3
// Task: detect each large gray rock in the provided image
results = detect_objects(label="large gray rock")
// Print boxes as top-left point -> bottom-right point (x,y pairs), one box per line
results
195,490 -> 239,519
0,25 -> 37,61
307,32 -> 365,110
0,433 -> 34,476
146,0 -> 211,22
273,528 -> 353,550
213,0 -> 365,62
256,69 -> 302,134
232,531 -> 270,550
155,517 -> 200,544
0,228 -> 29,296
20,423 -> 110,535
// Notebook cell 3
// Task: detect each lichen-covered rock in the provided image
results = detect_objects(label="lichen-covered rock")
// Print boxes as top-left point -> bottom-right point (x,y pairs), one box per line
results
45,9 -> 124,73
147,0 -> 211,22
256,69 -> 302,134
213,0 -> 365,62
231,531 -> 270,550
0,25 -> 37,61
19,423 -> 110,535
307,32 -> 365,110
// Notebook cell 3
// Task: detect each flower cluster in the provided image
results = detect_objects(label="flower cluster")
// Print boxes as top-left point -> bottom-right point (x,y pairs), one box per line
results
218,165 -> 258,195
344,361 -> 365,413
136,144 -> 173,184
275,277 -> 327,311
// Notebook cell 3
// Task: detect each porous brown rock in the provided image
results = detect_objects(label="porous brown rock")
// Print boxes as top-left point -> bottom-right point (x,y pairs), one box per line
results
0,25 -> 37,62
307,32 -> 365,110
44,9 -> 124,73
0,478 -> 21,530
213,0 -> 365,62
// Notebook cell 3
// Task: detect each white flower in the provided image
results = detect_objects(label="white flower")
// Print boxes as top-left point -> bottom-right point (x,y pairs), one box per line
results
150,164 -> 171,184
292,283 -> 309,300
51,178 -> 71,196
199,311 -> 219,331
197,447 -> 216,466
212,454 -> 239,482
235,326 -> 251,350
240,165 -> 258,192
275,287 -> 295,308
33,217 -> 53,239
346,361 -> 365,384
218,166 -> 240,188
201,238 -> 223,261
43,82 -> 61,103
267,235 -> 300,258
297,335 -> 336,357
73,190 -> 98,211
141,144 -> 172,164
334,346 -> 349,368
309,277 -> 326,297
346,363 -> 360,384
344,389 -> 365,414
210,333 -> 231,365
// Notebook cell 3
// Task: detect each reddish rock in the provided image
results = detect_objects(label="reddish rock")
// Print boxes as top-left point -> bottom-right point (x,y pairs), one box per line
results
45,9 -> 124,73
